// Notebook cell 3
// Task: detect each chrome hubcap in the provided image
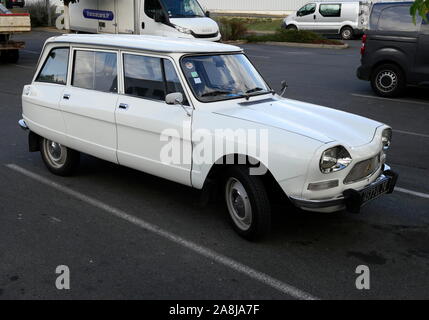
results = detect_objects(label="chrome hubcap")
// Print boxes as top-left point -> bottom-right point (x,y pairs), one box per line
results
342,30 -> 351,38
376,70 -> 397,93
225,178 -> 252,231
43,139 -> 67,168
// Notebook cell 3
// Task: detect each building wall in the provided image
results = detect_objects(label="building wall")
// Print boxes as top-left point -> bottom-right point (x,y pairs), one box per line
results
198,0 -> 309,14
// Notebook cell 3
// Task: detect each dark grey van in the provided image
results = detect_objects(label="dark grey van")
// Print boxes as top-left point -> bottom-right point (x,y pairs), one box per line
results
357,2 -> 429,97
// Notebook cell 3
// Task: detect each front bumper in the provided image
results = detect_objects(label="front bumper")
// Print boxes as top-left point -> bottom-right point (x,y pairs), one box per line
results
289,167 -> 398,213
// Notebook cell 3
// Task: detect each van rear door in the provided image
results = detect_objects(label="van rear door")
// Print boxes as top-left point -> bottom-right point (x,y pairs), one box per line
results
97,0 -> 117,33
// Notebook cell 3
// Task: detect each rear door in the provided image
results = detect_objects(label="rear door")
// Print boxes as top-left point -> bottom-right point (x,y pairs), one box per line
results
315,3 -> 343,33
415,15 -> 429,85
97,0 -> 117,33
60,48 -> 119,163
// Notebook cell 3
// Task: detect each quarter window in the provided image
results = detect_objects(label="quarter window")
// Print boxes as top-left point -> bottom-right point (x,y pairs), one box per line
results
378,5 -> 421,32
36,48 -> 69,85
123,54 -> 188,104
72,50 -> 118,93
319,4 -> 341,17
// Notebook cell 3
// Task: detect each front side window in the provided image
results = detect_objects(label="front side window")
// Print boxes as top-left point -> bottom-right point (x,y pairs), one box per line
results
144,0 -> 162,19
319,4 -> 341,17
181,54 -> 270,102
123,54 -> 188,104
298,3 -> 316,17
72,50 -> 118,93
36,48 -> 69,85
378,5 -> 421,32
161,0 -> 205,18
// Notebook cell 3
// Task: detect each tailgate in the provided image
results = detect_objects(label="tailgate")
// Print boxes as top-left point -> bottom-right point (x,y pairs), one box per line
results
0,13 -> 31,33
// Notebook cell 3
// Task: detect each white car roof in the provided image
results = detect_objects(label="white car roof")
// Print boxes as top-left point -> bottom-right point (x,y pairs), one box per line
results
47,34 -> 242,54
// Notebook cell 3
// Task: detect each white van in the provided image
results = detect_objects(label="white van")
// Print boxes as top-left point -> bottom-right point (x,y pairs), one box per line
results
283,1 -> 371,40
69,0 -> 221,41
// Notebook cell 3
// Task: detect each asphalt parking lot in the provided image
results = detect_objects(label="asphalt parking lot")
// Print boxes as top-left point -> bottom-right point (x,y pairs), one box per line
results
0,31 -> 428,299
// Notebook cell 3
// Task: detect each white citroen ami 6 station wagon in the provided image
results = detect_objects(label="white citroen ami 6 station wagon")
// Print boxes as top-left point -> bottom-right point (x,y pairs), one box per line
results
19,34 -> 398,240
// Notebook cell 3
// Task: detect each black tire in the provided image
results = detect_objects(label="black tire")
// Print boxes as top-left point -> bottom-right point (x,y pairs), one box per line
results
40,137 -> 80,176
6,50 -> 19,63
224,166 -> 271,240
371,63 -> 406,98
286,24 -> 297,31
340,26 -> 354,40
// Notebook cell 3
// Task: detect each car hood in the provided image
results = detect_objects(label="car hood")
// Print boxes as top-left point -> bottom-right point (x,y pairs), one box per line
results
169,17 -> 219,35
214,97 -> 382,147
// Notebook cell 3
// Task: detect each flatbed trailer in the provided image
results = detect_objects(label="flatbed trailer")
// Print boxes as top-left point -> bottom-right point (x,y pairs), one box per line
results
0,10 -> 31,63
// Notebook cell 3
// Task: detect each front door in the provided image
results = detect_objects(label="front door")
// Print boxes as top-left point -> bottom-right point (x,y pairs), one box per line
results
98,0 -> 117,33
295,3 -> 317,30
116,52 -> 192,186
60,48 -> 119,163
140,0 -> 169,36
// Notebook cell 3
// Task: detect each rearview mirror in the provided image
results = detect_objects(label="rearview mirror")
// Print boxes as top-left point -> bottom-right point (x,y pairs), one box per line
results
166,92 -> 184,105
280,80 -> 288,97
205,11 -> 210,17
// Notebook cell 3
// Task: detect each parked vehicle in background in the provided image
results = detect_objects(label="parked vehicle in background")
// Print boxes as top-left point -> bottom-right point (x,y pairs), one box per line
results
283,1 -> 371,40
69,0 -> 221,41
9,0 -> 25,8
0,3 -> 30,63
357,1 -> 429,97
18,34 -> 398,239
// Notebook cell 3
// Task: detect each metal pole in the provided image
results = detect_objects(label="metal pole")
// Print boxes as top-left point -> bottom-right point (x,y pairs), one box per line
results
46,0 -> 52,27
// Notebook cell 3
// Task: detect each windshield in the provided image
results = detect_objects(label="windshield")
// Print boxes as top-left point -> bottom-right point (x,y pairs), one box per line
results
0,4 -> 11,14
181,54 -> 271,102
161,0 -> 205,18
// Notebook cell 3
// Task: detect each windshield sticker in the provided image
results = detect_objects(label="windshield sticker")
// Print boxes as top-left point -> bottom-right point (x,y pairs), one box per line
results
191,72 -> 199,78
194,78 -> 202,84
185,62 -> 194,70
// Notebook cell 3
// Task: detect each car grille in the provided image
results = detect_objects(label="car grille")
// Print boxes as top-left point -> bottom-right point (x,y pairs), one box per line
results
344,153 -> 381,184
192,31 -> 219,39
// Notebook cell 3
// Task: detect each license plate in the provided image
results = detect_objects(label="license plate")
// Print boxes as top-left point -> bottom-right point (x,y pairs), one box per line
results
360,176 -> 391,205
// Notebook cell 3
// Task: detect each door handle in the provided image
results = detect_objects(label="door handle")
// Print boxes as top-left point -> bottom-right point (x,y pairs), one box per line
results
313,15 -> 316,20
63,94 -> 70,100
119,103 -> 129,110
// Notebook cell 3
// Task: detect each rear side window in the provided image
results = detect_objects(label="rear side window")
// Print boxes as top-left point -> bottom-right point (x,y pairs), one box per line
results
123,54 -> 188,104
36,48 -> 69,85
72,50 -> 118,93
319,4 -> 341,17
377,5 -> 421,32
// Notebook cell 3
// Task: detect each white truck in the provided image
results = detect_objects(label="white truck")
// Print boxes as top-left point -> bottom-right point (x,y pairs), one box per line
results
69,0 -> 221,41
0,3 -> 31,63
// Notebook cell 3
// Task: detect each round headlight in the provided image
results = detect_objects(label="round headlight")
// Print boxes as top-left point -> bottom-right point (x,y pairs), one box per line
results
320,146 -> 352,174
382,128 -> 392,151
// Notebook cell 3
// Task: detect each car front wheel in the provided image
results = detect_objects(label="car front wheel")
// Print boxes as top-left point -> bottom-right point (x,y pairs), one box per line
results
40,138 -> 80,176
224,166 -> 271,240
371,64 -> 406,97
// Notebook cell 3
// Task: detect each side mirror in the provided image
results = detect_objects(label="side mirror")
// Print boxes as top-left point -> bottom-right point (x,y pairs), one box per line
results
154,10 -> 166,23
280,80 -> 288,97
166,92 -> 184,105
205,11 -> 210,18
166,92 -> 191,117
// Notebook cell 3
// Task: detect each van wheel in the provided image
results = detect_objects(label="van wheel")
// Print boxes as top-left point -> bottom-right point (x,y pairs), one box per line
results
340,26 -> 354,40
371,64 -> 406,97
286,24 -> 297,31
40,138 -> 80,176
224,166 -> 271,240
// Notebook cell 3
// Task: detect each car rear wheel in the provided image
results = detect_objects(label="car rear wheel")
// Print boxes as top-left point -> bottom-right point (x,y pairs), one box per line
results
224,166 -> 271,240
340,26 -> 354,40
40,137 -> 80,176
371,64 -> 406,97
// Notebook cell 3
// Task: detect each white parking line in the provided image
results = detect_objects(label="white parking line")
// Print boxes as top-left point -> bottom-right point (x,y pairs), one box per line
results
396,187 -> 429,200
351,93 -> 429,106
393,130 -> 429,139
5,163 -> 318,301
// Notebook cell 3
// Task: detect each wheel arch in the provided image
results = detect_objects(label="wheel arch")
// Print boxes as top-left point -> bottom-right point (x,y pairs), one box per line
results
370,60 -> 407,82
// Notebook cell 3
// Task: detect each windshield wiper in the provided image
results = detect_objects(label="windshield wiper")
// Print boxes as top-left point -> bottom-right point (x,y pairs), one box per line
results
245,87 -> 264,94
201,90 -> 233,97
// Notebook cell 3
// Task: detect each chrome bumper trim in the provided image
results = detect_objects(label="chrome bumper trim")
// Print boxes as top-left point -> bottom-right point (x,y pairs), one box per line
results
18,119 -> 28,131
